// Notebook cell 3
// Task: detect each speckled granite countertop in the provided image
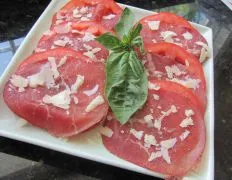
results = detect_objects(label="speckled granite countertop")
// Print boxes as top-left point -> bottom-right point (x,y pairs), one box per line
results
0,0 -> 232,179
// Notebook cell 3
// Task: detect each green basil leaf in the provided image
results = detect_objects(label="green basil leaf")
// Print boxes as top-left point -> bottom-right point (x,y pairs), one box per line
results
114,8 -> 135,39
128,23 -> 142,41
95,33 -> 121,50
131,36 -> 145,54
105,51 -> 148,124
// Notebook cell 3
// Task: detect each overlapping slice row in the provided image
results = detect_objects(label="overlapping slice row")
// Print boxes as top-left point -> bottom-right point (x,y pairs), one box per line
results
52,0 -> 122,30
101,80 -> 206,176
139,12 -> 209,63
4,48 -> 108,137
36,21 -> 111,62
144,42 -> 207,112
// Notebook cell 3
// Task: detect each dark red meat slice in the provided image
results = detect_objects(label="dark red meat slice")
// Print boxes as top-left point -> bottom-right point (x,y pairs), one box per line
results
36,21 -> 110,63
4,48 -> 108,137
144,42 -> 206,112
52,0 -> 122,30
102,80 -> 206,177
140,12 -> 209,62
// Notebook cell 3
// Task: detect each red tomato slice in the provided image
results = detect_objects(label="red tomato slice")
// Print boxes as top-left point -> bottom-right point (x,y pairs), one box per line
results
144,42 -> 206,112
140,12 -> 209,62
35,22 -> 111,63
4,48 -> 108,137
52,0 -> 122,30
102,80 -> 206,177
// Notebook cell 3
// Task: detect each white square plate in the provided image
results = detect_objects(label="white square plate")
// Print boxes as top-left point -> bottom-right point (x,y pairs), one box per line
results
0,1 -> 214,179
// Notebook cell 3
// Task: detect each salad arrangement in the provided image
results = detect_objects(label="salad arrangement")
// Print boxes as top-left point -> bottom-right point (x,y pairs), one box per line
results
3,0 -> 210,178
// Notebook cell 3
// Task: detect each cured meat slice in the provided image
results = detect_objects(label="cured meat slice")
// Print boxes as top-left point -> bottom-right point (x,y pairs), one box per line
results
52,0 -> 122,30
3,48 -> 108,137
144,42 -> 206,112
139,12 -> 209,62
102,80 -> 206,177
36,21 -> 110,62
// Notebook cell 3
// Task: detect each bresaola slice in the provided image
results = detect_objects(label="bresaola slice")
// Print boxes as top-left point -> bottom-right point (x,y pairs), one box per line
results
36,22 -> 110,62
144,42 -> 207,112
102,80 -> 206,177
139,12 -> 209,62
3,48 -> 108,137
52,0 -> 122,30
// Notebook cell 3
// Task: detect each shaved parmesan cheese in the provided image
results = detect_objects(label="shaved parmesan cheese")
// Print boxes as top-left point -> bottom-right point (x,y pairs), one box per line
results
182,32 -> 193,40
48,57 -> 59,79
54,23 -> 72,34
157,106 -> 162,109
148,151 -> 162,162
85,95 -> 105,112
160,31 -> 177,43
130,128 -> 144,140
185,60 -> 190,67
199,47 -> 208,63
83,84 -> 99,96
180,130 -> 190,141
83,51 -> 95,59
28,73 -> 44,88
160,138 -> 177,149
83,44 -> 92,51
80,7 -> 88,14
71,75 -> 84,93
57,56 -> 67,67
148,82 -> 160,90
180,117 -> 194,128
43,90 -> 71,109
103,14 -> 116,20
195,41 -> 208,49
144,134 -> 157,148
80,17 -> 90,21
121,130 -> 125,134
144,114 -> 153,128
185,109 -> 194,117
100,126 -> 113,138
73,8 -> 80,18
10,75 -> 28,92
92,48 -> 101,53
73,96 -> 79,104
54,39 -> 68,47
56,20 -> 64,25
35,48 -> 46,53
154,120 -> 161,130
56,13 -> 65,20
153,94 -> 160,100
82,32 -> 96,42
170,77 -> 201,90
147,21 -> 160,30
71,29 -> 83,34
165,65 -> 186,79
161,147 -> 171,164
86,13 -> 92,18
152,39 -> 157,43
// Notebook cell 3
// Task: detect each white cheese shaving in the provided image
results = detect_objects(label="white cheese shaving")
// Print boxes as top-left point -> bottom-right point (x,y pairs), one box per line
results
56,20 -> 64,25
35,48 -> 46,53
10,75 -> 28,92
195,41 -> 208,49
147,21 -> 160,30
85,95 -> 105,112
161,147 -> 171,164
130,128 -> 144,140
148,82 -> 160,90
100,126 -> 113,138
83,44 -> 93,51
185,60 -> 190,67
73,96 -> 79,104
180,130 -> 190,141
153,94 -> 160,100
71,75 -> 85,93
144,114 -> 154,128
165,65 -> 186,79
185,109 -> 194,117
83,84 -> 99,96
28,73 -> 45,88
82,32 -> 96,42
160,31 -> 177,43
152,39 -> 157,43
48,57 -> 59,79
102,14 -> 116,20
148,151 -> 162,162
160,138 -> 177,149
170,77 -> 201,90
71,29 -> 83,34
56,13 -> 65,20
83,48 -> 101,59
182,32 -> 193,40
73,8 -> 80,18
43,90 -> 71,110
54,39 -> 68,47
86,13 -> 92,18
80,17 -> 90,21
144,134 -> 157,148
80,7 -> 88,14
180,117 -> 194,128
199,47 -> 208,63
57,56 -> 67,67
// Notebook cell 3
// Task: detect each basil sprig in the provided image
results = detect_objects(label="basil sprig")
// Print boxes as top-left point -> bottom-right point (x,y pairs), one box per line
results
96,8 -> 148,124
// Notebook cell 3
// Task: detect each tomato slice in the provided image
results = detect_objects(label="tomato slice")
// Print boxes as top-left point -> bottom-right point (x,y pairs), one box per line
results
139,12 -> 209,62
144,42 -> 206,112
102,80 -> 206,176
52,0 -> 122,30
4,48 -> 108,137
